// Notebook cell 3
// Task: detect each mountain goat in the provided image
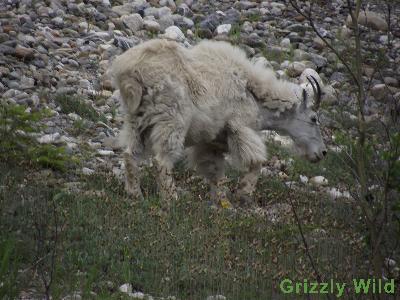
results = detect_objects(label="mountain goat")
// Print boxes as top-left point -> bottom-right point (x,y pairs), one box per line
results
111,39 -> 327,207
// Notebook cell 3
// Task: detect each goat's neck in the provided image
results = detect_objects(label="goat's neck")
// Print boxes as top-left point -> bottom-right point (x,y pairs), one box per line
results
259,108 -> 292,136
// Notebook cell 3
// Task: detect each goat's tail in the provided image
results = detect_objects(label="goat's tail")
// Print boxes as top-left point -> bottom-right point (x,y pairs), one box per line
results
110,52 -> 144,115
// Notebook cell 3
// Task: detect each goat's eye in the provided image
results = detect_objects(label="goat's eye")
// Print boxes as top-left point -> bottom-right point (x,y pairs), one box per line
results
310,115 -> 317,123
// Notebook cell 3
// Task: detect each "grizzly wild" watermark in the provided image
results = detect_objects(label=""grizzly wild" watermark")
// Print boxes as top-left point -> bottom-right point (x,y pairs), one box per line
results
279,278 -> 396,298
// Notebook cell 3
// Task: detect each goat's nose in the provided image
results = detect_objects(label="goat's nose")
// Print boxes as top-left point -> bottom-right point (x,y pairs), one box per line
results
322,150 -> 327,157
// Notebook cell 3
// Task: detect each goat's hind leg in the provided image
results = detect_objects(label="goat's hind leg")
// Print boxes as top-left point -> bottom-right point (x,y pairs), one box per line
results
150,122 -> 186,205
235,163 -> 262,207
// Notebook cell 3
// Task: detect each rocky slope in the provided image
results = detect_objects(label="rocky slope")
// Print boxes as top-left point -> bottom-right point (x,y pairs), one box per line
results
1,0 -> 399,201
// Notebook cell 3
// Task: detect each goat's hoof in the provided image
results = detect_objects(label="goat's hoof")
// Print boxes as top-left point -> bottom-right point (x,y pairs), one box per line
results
126,187 -> 144,201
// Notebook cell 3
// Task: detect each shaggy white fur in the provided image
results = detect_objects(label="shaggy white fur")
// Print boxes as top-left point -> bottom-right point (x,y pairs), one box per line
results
110,39 -> 324,205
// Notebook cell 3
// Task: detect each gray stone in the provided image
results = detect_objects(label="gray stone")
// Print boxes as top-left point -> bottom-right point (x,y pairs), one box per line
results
244,33 -> 264,47
177,3 -> 193,17
144,19 -> 161,32
20,76 -> 35,89
346,10 -> 388,31
200,13 -> 222,32
280,38 -> 291,48
287,62 -> 306,77
112,4 -> 135,16
384,77 -> 399,87
313,37 -> 325,50
159,15 -> 174,31
310,53 -> 328,68
15,45 -> 35,60
286,23 -> 308,34
235,1 -> 257,10
121,14 -> 143,32
293,49 -> 311,61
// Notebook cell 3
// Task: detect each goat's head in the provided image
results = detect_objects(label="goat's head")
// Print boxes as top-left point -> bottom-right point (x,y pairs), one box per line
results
289,76 -> 326,162
260,76 -> 327,163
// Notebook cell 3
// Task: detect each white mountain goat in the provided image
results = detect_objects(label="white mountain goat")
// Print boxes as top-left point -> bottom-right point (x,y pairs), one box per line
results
110,39 -> 327,206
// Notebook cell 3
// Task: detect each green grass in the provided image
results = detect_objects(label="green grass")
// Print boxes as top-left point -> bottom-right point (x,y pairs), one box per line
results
0,160 -> 366,299
228,24 -> 241,44
245,12 -> 261,23
55,94 -> 107,123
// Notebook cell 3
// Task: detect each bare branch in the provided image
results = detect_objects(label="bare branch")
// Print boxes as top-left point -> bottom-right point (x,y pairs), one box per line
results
288,0 -> 360,88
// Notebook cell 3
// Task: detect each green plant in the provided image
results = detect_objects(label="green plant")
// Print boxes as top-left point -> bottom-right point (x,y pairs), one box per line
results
0,238 -> 19,299
55,94 -> 107,123
246,12 -> 261,22
0,103 -> 74,171
71,119 -> 90,136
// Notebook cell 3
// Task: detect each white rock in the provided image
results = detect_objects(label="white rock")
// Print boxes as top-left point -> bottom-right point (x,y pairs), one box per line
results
79,21 -> 88,32
342,191 -> 351,199
206,296 -> 226,300
37,133 -> 60,144
260,167 -> 272,177
163,26 -> 185,41
327,187 -> 343,199
379,35 -> 388,44
299,175 -> 308,184
102,0 -> 111,7
128,292 -> 145,299
310,176 -> 328,186
280,38 -> 291,48
68,113 -> 82,121
216,24 -> 231,35
186,29 -> 194,37
273,135 -> 293,148
118,283 -> 132,294
97,149 -> 114,156
82,167 -> 95,175
384,258 -> 396,268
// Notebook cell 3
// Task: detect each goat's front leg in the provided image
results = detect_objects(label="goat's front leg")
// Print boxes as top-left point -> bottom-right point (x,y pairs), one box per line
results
154,160 -> 178,204
234,163 -> 262,208
187,144 -> 232,208
226,121 -> 266,208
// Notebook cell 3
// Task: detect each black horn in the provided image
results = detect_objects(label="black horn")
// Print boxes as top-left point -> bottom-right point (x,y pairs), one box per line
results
306,75 -> 322,110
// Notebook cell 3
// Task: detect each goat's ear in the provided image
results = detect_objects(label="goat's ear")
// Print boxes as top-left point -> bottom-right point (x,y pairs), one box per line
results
300,89 -> 307,111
